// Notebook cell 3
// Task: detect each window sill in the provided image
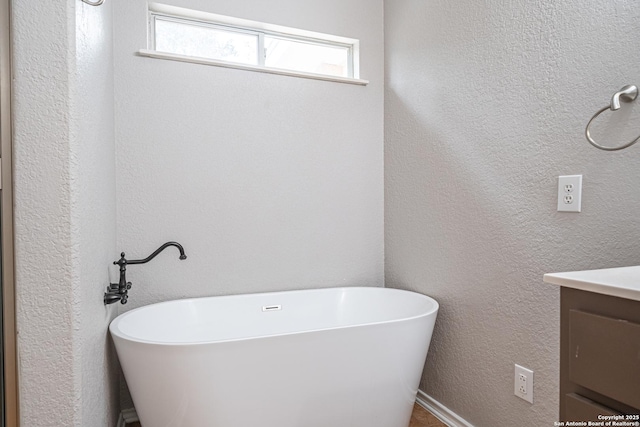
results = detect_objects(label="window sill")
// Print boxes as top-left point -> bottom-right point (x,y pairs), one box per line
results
137,49 -> 369,86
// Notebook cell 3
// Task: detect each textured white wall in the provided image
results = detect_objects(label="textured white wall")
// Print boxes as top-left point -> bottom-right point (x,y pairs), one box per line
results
113,0 -> 384,308
385,1 -> 640,425
12,0 -> 77,424
74,1 -> 119,426
12,0 -> 118,425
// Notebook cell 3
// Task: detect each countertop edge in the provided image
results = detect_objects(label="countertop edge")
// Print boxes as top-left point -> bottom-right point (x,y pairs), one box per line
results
543,267 -> 640,303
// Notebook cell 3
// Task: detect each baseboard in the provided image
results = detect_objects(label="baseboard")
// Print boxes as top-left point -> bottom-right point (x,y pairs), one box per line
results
415,390 -> 474,427
116,408 -> 139,427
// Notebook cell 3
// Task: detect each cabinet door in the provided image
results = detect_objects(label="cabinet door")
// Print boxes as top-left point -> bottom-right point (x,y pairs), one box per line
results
565,393 -> 620,421
569,309 -> 640,409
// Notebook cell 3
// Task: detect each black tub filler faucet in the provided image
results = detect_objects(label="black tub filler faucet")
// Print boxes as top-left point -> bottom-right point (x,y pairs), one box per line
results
104,241 -> 187,305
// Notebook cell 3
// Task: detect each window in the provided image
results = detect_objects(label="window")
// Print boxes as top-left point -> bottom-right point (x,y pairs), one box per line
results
264,36 -> 350,77
154,18 -> 259,66
146,3 -> 363,83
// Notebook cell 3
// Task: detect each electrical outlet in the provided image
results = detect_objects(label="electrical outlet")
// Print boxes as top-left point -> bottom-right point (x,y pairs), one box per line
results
517,373 -> 527,394
514,364 -> 534,403
557,175 -> 582,212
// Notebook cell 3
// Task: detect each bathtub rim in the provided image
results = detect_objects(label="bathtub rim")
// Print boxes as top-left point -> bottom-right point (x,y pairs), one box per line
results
109,286 -> 439,347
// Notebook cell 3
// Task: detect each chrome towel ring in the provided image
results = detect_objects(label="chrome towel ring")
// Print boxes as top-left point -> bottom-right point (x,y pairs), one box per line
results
81,0 -> 104,6
585,85 -> 640,151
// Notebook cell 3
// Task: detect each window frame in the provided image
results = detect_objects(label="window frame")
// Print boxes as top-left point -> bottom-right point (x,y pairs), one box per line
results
144,4 -> 366,85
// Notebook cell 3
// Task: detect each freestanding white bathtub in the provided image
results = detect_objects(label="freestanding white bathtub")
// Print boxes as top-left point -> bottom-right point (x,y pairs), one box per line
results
110,287 -> 439,427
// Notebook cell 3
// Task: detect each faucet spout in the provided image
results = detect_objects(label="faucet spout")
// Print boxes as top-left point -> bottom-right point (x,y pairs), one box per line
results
125,241 -> 187,265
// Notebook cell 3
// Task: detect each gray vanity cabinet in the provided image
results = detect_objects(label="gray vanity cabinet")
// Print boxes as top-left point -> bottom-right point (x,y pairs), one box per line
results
560,287 -> 640,421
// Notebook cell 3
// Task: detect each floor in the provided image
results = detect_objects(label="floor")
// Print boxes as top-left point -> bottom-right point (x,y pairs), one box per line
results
409,403 -> 448,427
127,404 -> 447,427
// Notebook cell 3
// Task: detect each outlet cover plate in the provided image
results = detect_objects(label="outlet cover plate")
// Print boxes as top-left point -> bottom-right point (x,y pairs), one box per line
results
514,364 -> 534,403
557,175 -> 582,212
